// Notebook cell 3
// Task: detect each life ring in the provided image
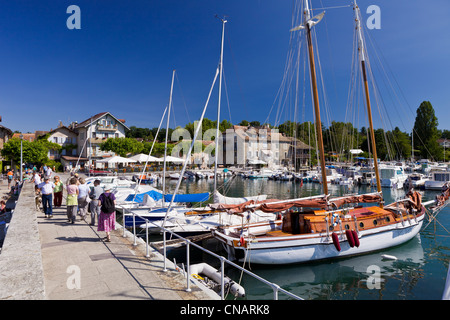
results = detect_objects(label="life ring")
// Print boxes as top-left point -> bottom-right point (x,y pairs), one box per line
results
331,232 -> 341,251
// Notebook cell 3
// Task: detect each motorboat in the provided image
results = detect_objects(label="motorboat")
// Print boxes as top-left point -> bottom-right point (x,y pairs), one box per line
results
380,165 -> 408,189
425,171 -> 450,190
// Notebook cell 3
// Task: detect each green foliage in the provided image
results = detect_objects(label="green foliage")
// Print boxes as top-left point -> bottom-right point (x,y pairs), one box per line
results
1,138 -> 51,165
184,118 -> 233,139
142,141 -> 174,157
100,137 -> 144,157
413,101 -> 442,160
126,126 -> 154,141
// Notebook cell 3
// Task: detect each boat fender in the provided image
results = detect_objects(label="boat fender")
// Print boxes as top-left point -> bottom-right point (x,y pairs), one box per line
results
239,234 -> 245,247
331,232 -> 341,251
345,229 -> 355,247
352,230 -> 360,247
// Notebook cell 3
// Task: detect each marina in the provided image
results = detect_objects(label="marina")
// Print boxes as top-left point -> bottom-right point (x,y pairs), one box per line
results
0,0 -> 449,302
117,169 -> 450,300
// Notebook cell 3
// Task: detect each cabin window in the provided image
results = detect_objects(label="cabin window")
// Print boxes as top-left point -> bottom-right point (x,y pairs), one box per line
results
359,222 -> 364,228
373,220 -> 378,226
344,224 -> 350,230
385,217 -> 391,223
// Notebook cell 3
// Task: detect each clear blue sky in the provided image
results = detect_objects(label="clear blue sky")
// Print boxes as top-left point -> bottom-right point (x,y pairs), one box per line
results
0,0 -> 448,135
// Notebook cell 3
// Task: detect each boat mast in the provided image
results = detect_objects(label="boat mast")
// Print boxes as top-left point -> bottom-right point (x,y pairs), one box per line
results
354,1 -> 382,194
163,70 -> 176,201
214,17 -> 227,193
298,0 -> 328,194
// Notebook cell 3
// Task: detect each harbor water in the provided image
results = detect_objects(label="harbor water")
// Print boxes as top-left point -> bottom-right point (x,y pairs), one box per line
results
140,176 -> 450,300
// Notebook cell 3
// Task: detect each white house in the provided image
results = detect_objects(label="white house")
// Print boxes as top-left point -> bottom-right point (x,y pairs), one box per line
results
46,126 -> 78,160
74,112 -> 129,167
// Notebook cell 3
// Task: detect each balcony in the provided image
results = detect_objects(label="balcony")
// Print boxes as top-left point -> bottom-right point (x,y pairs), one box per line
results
89,138 -> 105,144
96,124 -> 118,131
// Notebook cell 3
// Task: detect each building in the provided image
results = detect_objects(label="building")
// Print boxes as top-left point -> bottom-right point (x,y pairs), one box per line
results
73,112 -> 129,168
221,125 -> 311,169
438,139 -> 450,148
0,124 -> 13,171
12,133 -> 36,142
46,126 -> 78,160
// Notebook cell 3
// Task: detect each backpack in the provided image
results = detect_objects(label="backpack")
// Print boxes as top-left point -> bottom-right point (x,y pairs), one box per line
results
101,194 -> 115,213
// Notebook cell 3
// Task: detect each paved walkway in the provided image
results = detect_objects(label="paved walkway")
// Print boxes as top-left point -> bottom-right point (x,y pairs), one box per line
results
35,176 -> 216,300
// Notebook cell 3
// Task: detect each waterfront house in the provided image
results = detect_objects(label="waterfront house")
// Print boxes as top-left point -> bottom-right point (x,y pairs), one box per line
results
220,125 -> 311,169
73,112 -> 129,168
46,126 -> 78,161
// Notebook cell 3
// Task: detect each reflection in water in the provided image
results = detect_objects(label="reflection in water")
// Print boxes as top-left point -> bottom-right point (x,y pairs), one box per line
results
154,176 -> 449,300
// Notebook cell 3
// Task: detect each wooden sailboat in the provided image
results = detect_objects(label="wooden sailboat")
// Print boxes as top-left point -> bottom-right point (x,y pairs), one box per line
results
211,0 -> 430,265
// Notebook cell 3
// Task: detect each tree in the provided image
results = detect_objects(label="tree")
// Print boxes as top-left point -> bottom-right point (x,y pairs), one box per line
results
390,127 -> 412,159
126,126 -> 154,141
1,138 -> 56,166
100,137 -> 144,157
184,118 -> 233,139
413,101 -> 442,160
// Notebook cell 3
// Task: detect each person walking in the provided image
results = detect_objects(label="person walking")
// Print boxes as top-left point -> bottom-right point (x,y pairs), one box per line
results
97,185 -> 116,242
66,177 -> 79,224
53,176 -> 64,207
38,177 -> 55,218
88,179 -> 103,226
7,170 -> 14,189
33,172 -> 42,187
77,177 -> 90,221
44,166 -> 53,180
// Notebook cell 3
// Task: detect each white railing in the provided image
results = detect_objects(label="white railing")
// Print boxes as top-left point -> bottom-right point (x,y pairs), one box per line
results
121,208 -> 303,300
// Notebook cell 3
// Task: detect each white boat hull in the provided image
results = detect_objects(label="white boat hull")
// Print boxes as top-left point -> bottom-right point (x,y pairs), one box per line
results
214,215 -> 424,265
425,180 -> 447,190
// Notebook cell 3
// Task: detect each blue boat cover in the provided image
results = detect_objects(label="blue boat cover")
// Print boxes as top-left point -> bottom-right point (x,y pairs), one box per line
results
125,191 -> 209,203
124,190 -> 163,203
164,192 -> 210,203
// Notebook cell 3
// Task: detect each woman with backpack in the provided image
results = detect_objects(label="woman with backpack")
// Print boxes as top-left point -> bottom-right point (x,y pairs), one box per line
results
98,185 -> 116,242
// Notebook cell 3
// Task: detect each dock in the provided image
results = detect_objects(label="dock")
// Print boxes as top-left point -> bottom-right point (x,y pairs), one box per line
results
0,175 -> 218,300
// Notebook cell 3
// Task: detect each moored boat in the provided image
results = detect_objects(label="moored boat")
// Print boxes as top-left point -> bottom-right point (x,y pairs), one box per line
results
212,192 -> 425,264
211,0 -> 446,265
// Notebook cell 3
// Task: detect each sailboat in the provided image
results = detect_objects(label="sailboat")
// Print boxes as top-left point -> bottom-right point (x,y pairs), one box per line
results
118,70 -> 211,227
145,17 -> 280,235
211,0 -> 436,265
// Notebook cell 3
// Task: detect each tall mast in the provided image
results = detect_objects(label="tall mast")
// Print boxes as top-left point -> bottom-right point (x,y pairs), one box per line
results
292,0 -> 328,194
163,70 -> 175,200
354,1 -> 382,194
214,17 -> 227,193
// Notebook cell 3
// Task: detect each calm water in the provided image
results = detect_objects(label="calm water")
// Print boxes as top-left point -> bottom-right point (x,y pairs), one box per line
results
155,176 -> 450,300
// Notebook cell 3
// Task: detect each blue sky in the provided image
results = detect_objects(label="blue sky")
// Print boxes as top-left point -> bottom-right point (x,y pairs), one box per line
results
0,0 -> 448,135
